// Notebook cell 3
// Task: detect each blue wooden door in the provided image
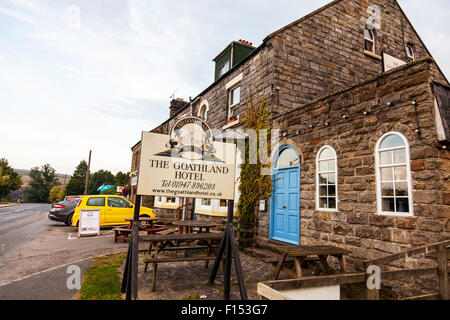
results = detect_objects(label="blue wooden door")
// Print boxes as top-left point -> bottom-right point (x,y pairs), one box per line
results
271,167 -> 300,245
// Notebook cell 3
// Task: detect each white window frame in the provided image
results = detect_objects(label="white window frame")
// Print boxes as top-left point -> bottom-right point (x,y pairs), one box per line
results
198,99 -> 209,121
219,60 -> 230,77
154,196 -> 180,208
316,146 -> 338,212
364,27 -> 376,53
406,44 -> 415,60
228,85 -> 241,121
375,132 -> 414,217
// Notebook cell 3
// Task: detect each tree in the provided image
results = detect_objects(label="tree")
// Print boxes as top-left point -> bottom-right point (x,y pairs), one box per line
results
115,171 -> 130,186
87,170 -> 115,195
49,185 -> 64,203
237,96 -> 274,248
65,160 -> 88,196
23,164 -> 60,203
0,158 -> 22,202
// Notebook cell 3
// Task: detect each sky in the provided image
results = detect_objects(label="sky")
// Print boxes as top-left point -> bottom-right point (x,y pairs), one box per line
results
0,0 -> 449,175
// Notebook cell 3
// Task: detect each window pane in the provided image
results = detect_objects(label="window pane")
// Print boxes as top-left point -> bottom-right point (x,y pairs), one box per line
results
319,148 -> 334,160
231,86 -> 241,105
277,148 -> 298,168
319,174 -> 327,185
219,199 -> 227,207
319,160 -> 327,172
381,183 -> 394,197
202,199 -> 211,206
395,182 -> 409,197
393,149 -> 406,164
328,185 -> 336,197
319,186 -> 328,197
328,173 -> 336,184
327,160 -> 335,171
382,198 -> 395,212
319,198 -> 328,209
220,61 -> 230,76
396,198 -> 409,213
380,151 -> 392,165
394,166 -> 407,181
87,197 -> 105,207
381,168 -> 393,181
380,134 -> 405,149
328,197 -> 336,209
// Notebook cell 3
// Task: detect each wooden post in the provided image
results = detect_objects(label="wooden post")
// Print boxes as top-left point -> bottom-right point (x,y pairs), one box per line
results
83,150 -> 91,196
437,244 -> 448,300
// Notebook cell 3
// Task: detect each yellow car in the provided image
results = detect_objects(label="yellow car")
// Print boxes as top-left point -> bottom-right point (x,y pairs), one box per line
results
71,195 -> 156,227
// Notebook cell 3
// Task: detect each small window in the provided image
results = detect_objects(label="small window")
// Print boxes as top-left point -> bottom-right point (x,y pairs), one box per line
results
202,199 -> 212,206
376,132 -> 413,216
406,44 -> 415,60
219,199 -> 227,207
220,61 -> 230,77
364,27 -> 376,53
166,197 -> 176,203
230,86 -> 241,106
199,105 -> 208,121
276,148 -> 299,168
87,197 -> 105,207
316,146 -> 338,211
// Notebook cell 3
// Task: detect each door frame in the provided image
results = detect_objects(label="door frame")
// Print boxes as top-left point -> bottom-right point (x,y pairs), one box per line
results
269,145 -> 301,245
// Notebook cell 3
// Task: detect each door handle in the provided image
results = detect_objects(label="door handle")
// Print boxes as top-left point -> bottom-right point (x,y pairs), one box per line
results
282,206 -> 286,209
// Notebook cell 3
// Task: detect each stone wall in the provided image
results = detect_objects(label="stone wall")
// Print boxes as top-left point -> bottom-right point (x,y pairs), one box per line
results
257,59 -> 449,282
268,0 -> 448,111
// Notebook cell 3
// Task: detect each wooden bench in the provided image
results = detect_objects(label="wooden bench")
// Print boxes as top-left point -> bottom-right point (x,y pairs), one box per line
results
113,226 -> 169,243
141,233 -> 223,292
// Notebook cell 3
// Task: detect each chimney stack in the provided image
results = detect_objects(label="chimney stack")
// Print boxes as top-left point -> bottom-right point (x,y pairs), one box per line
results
169,98 -> 188,117
237,39 -> 253,47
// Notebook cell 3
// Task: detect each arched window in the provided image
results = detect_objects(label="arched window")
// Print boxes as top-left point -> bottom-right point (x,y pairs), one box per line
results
406,43 -> 415,60
376,132 -> 413,216
364,27 -> 376,53
276,147 -> 299,168
198,100 -> 209,121
316,146 -> 338,211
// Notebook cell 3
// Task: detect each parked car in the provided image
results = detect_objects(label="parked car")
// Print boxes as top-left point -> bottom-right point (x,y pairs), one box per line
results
64,195 -> 82,201
48,197 -> 82,226
71,195 -> 156,227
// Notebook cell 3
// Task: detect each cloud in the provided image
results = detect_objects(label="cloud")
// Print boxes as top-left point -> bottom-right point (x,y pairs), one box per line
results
7,0 -> 39,11
0,6 -> 34,23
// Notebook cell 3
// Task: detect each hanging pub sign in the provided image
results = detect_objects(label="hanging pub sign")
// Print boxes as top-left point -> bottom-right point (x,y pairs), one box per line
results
137,116 -> 236,200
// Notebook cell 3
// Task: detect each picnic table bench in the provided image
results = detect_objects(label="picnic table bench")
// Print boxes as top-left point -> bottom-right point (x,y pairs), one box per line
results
272,245 -> 351,280
141,233 -> 223,292
113,217 -> 169,242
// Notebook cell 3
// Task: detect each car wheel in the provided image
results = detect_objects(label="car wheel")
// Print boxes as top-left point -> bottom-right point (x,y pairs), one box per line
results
138,215 -> 150,228
66,214 -> 74,227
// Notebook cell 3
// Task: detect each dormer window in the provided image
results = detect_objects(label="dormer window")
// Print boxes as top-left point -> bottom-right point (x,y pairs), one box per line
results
364,27 -> 376,53
219,61 -> 230,77
406,43 -> 415,60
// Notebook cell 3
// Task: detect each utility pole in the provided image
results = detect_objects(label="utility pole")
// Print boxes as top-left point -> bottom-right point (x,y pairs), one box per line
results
84,150 -> 92,196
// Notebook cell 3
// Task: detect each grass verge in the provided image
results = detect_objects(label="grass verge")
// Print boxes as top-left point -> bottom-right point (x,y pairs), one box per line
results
78,252 -> 126,300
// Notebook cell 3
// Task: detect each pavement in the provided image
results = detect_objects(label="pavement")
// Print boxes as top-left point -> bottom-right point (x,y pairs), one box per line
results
0,203 -> 130,299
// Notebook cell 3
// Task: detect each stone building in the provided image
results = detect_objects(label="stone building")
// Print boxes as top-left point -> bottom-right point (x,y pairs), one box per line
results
130,0 -> 449,295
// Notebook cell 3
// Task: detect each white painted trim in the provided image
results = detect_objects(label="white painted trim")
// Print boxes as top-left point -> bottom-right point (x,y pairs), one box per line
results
198,99 -> 209,121
434,98 -> 446,142
154,196 -> 180,208
225,73 -> 243,90
375,132 -> 414,217
316,146 -> 338,212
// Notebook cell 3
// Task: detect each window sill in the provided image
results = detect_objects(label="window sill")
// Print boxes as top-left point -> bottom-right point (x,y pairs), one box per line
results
317,208 -> 338,213
376,212 -> 413,217
364,50 -> 382,60
223,119 -> 240,129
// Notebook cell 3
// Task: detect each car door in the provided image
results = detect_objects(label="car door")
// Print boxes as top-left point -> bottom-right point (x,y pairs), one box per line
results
106,197 -> 132,224
84,197 -> 106,225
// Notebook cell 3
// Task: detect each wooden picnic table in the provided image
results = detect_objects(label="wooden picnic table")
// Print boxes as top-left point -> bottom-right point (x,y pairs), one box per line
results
113,217 -> 168,243
172,220 -> 217,234
272,245 -> 351,280
141,233 -> 223,292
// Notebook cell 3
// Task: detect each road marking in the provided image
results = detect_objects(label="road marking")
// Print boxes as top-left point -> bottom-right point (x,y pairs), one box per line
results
67,233 -> 77,240
0,249 -> 128,287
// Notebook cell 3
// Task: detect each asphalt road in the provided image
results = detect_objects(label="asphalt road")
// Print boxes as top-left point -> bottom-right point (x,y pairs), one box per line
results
0,204 -> 52,258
